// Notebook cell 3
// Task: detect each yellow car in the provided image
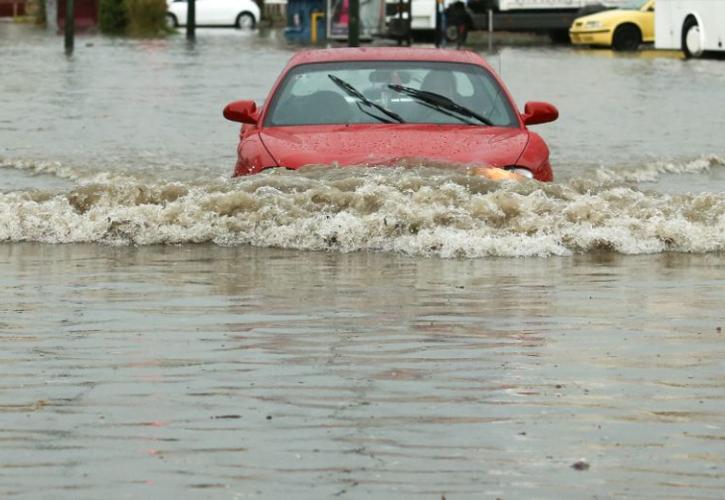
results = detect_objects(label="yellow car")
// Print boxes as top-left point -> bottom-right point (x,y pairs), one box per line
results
569,0 -> 655,51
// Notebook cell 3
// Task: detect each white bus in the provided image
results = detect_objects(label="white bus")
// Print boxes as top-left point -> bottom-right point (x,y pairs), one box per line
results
655,0 -> 725,58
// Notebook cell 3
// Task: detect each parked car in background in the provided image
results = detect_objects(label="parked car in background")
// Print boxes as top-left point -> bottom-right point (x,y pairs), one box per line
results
655,0 -> 725,58
166,0 -> 261,29
569,0 -> 655,51
223,48 -> 559,182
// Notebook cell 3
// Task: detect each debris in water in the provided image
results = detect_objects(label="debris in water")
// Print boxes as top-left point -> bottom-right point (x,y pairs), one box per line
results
0,400 -> 47,412
571,459 -> 590,471
717,326 -> 722,333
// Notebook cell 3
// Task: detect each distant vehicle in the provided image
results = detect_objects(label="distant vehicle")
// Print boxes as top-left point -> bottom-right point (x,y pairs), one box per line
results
385,0 -> 453,32
569,0 -> 654,50
655,0 -> 725,58
223,48 -> 559,182
385,0 -> 632,42
166,0 -> 261,29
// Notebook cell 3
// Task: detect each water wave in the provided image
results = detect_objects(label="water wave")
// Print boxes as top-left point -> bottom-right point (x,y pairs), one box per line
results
1,162 -> 723,257
595,154 -> 725,183
0,157 -> 83,181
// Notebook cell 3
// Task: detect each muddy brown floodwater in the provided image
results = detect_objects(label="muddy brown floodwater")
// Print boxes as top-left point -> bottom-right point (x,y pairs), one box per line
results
1,22 -> 724,499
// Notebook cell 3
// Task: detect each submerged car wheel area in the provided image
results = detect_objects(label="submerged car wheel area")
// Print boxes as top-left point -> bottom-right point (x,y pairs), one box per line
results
223,48 -> 558,182
682,16 -> 704,58
612,23 -> 643,51
236,12 -> 256,29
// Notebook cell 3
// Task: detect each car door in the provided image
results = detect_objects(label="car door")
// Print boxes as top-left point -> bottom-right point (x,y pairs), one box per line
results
194,0 -> 217,25
170,0 -> 187,24
207,0 -> 234,25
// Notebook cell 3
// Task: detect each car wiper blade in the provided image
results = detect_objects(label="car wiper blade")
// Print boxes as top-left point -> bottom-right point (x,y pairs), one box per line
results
387,84 -> 493,126
354,102 -> 395,124
328,74 -> 405,124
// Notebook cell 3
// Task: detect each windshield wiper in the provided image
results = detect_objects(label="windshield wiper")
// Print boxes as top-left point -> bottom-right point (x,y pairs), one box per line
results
328,74 -> 405,124
387,84 -> 493,126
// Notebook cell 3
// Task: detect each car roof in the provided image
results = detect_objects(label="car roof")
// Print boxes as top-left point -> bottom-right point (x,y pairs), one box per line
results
288,48 -> 490,67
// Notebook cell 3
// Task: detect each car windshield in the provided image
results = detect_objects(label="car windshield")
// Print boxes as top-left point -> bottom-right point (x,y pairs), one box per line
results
264,61 -> 518,127
620,0 -> 649,9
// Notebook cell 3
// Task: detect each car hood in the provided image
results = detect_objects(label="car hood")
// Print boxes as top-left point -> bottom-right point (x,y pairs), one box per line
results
577,9 -> 645,25
258,124 -> 529,169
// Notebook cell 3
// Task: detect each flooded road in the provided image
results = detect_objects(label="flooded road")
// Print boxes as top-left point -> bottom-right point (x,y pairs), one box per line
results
3,23 -> 725,187
1,23 -> 724,498
2,245 -> 723,499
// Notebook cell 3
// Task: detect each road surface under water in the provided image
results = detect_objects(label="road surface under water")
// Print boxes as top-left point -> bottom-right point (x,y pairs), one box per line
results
1,23 -> 724,499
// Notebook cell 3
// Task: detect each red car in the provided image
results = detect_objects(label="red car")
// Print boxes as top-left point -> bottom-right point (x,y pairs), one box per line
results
223,48 -> 558,182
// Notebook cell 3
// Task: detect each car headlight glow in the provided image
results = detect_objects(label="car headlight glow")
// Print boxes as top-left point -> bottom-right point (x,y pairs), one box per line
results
585,20 -> 602,29
505,167 -> 534,179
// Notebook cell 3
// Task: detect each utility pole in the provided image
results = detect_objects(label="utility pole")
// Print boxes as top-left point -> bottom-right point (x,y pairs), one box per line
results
64,0 -> 74,54
187,0 -> 196,40
348,0 -> 359,47
435,0 -> 443,48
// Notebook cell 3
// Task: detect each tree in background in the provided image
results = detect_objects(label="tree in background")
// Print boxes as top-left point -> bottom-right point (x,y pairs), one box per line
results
125,0 -> 167,36
100,0 -> 166,36
99,0 -> 128,34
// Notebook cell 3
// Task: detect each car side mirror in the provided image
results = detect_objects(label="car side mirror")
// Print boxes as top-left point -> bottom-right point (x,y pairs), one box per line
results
521,101 -> 558,126
223,100 -> 258,124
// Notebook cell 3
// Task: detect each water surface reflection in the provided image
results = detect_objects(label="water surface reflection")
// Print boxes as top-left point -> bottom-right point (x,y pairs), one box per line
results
1,244 -> 723,498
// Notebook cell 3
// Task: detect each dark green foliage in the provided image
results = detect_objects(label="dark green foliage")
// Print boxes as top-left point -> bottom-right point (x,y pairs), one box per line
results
125,0 -> 168,36
99,0 -> 167,36
99,0 -> 128,34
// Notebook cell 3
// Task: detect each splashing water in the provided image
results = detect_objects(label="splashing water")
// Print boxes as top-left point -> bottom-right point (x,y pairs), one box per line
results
1,157 -> 723,257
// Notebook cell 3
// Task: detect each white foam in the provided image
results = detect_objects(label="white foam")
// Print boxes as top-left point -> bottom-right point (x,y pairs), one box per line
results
595,154 -> 725,183
1,165 -> 723,257
0,158 -> 83,181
